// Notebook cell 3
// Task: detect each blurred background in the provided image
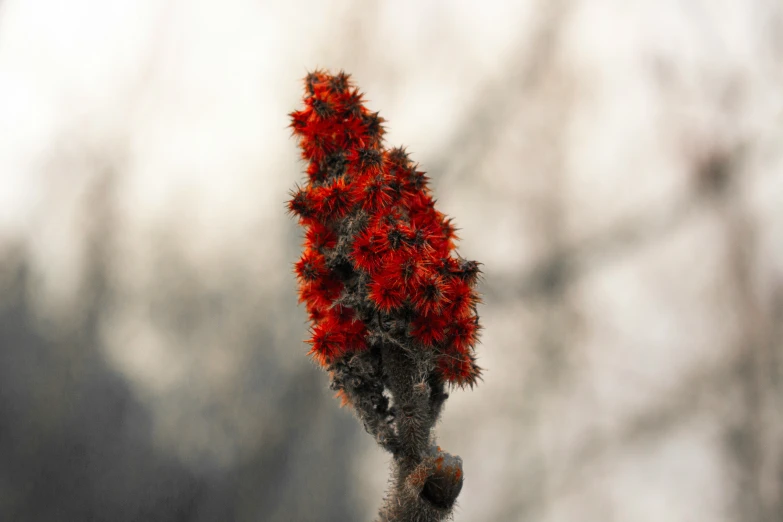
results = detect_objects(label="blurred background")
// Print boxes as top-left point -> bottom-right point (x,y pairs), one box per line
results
1,1 -> 782,521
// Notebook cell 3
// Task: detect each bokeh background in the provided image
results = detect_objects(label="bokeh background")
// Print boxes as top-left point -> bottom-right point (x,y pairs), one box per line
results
1,1 -> 782,521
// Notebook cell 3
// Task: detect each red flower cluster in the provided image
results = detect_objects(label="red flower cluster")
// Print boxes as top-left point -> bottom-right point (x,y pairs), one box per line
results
287,70 -> 481,387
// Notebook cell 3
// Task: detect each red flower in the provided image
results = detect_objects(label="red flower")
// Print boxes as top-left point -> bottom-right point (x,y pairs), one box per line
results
314,177 -> 353,220
447,314 -> 480,354
308,320 -> 346,366
411,313 -> 448,347
411,272 -> 449,317
287,70 -> 482,387
368,279 -> 405,313
354,171 -> 395,212
304,222 -> 337,251
437,352 -> 482,389
444,277 -> 478,319
298,276 -> 342,313
294,249 -> 327,283
351,227 -> 385,273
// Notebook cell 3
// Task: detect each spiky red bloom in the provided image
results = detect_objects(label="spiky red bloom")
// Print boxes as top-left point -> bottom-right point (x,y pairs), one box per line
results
288,69 -> 482,387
